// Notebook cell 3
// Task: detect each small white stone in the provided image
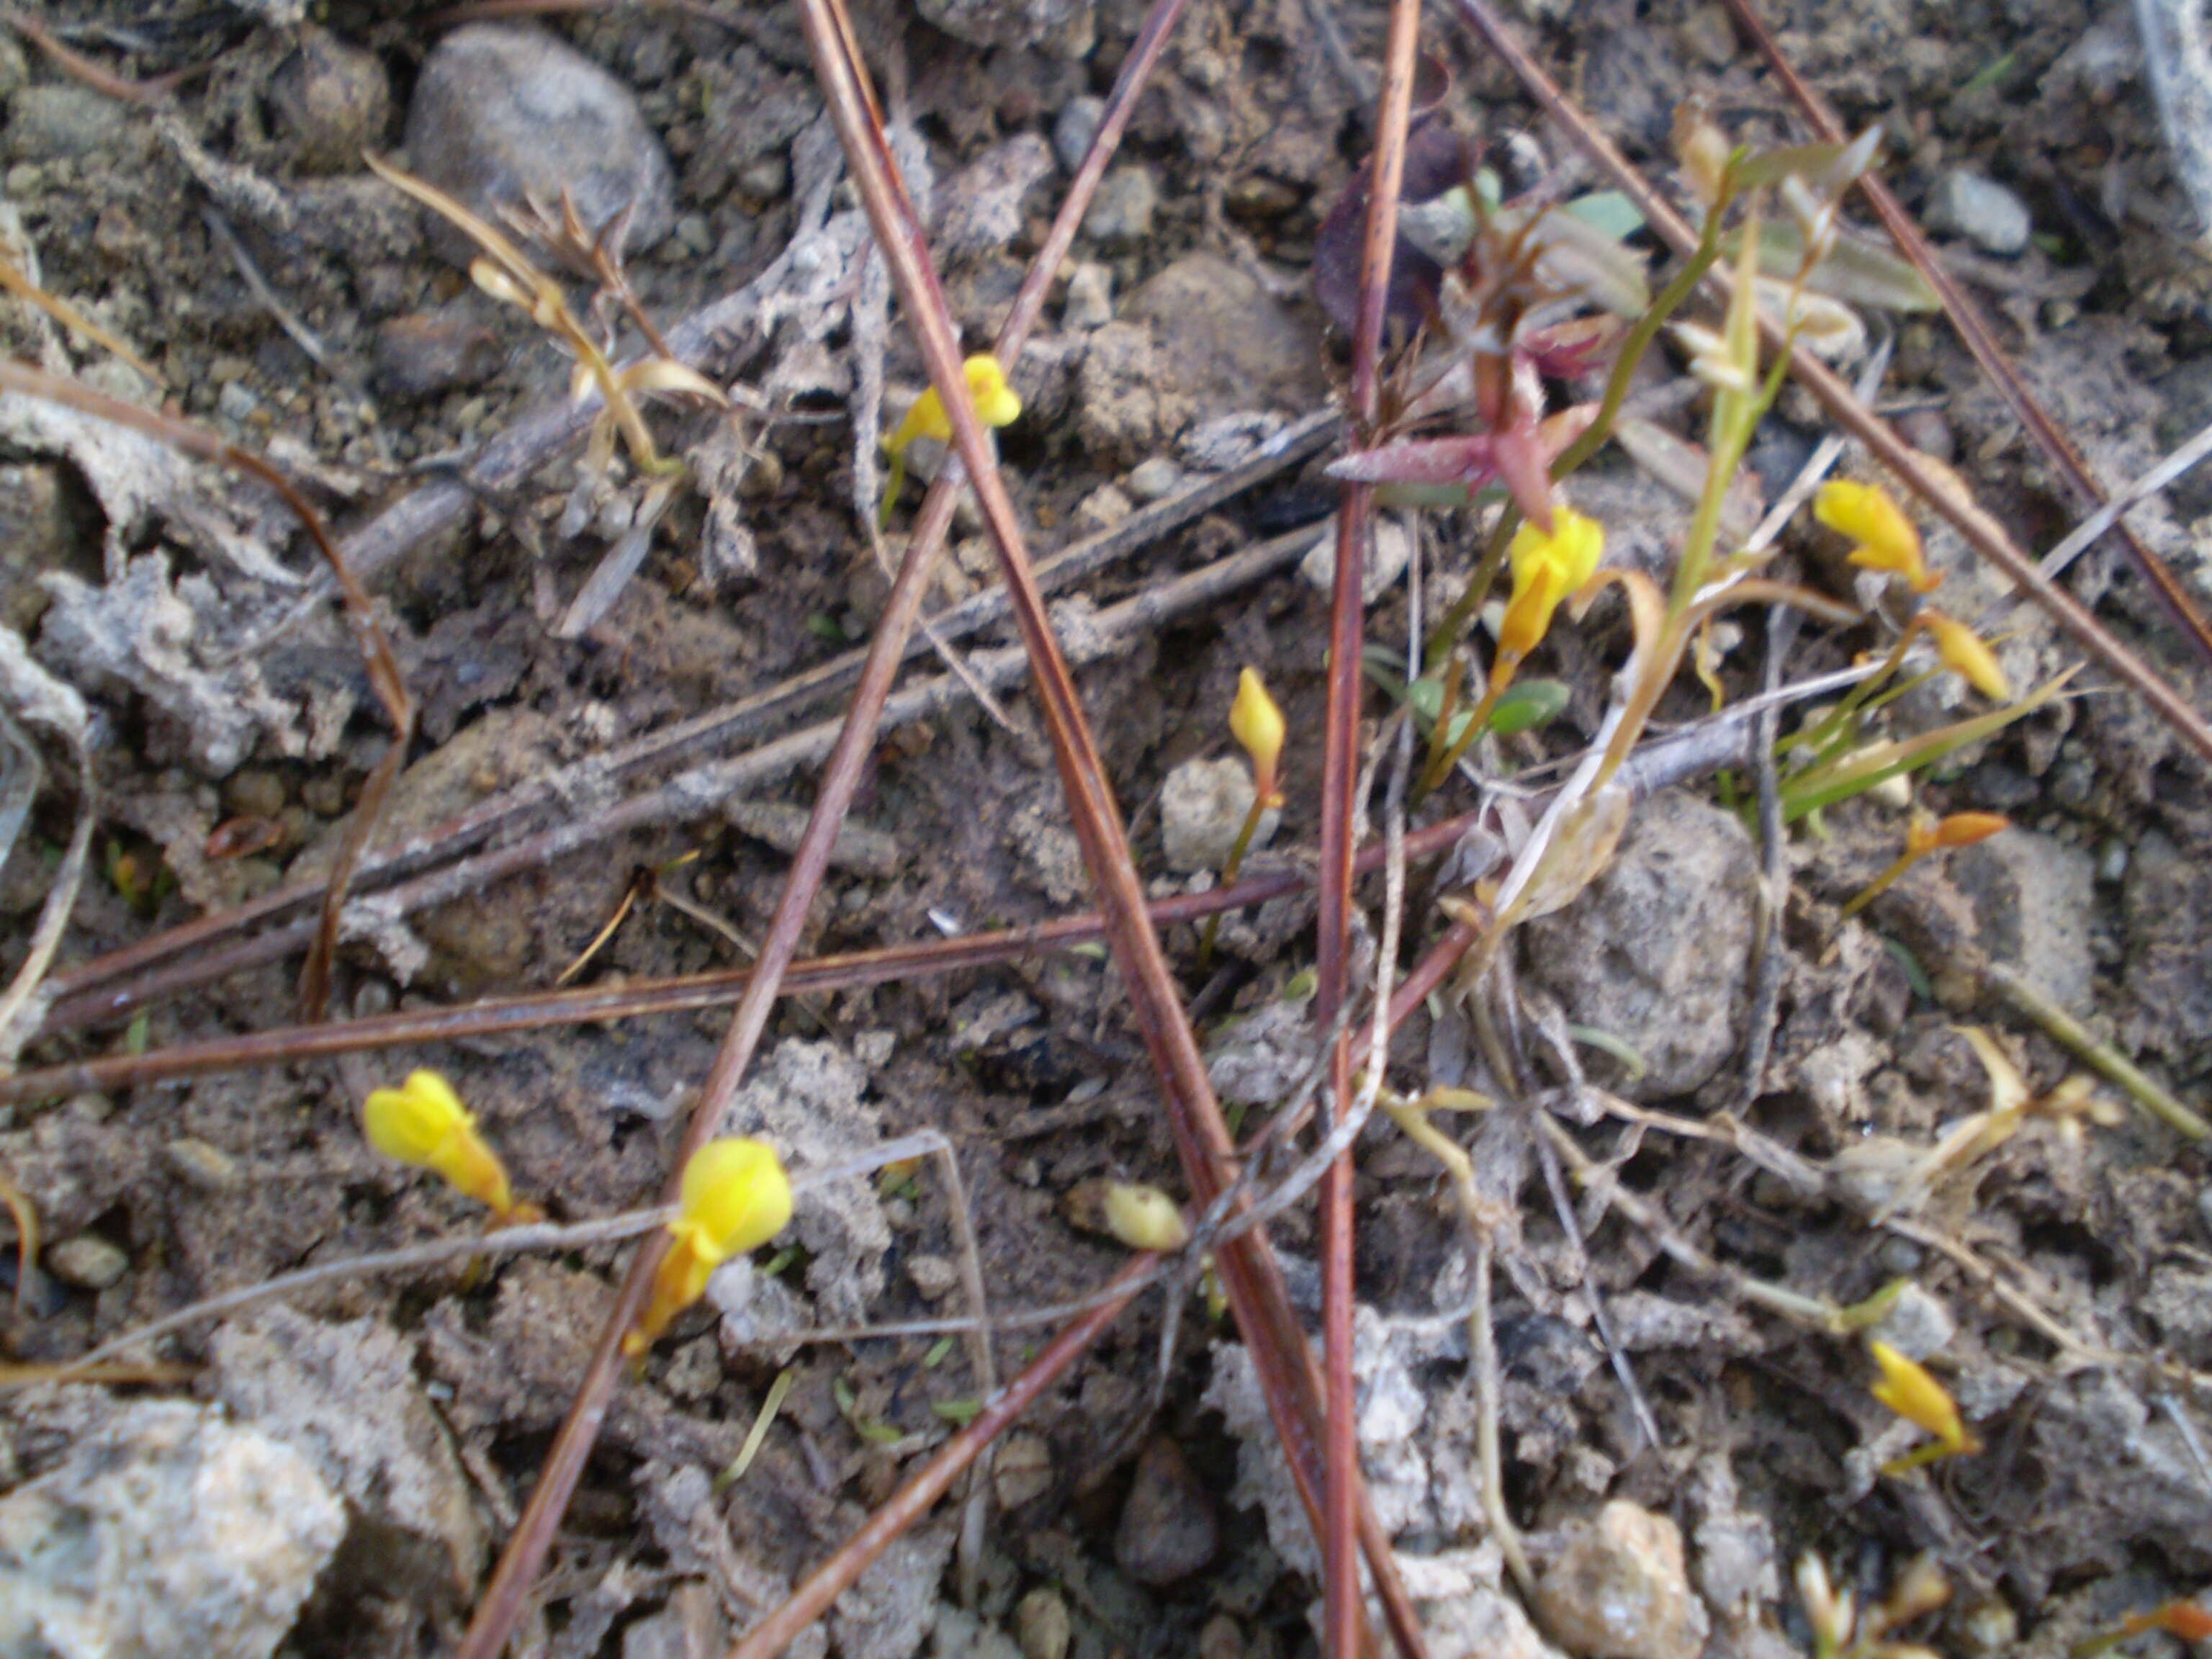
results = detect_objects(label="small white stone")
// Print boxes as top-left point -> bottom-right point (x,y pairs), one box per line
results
1300,518 -> 1413,604
1125,457 -> 1184,501
1925,171 -> 2032,256
1161,755 -> 1277,873
1062,260 -> 1113,330
1868,1281 -> 1956,1360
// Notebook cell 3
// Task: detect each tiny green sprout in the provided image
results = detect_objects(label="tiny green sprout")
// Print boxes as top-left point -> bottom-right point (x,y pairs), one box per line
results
932,1398 -> 985,1426
362,1070 -> 522,1220
880,353 -> 1022,523
1840,809 -> 2008,917
625,1137 -> 793,1358
1868,1339 -> 1979,1473
1816,480 -> 1940,595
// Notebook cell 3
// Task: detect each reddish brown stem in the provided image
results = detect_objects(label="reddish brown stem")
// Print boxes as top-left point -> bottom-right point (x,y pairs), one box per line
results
1316,0 -> 1426,1648
1718,0 -> 2212,667
1442,0 -> 2212,767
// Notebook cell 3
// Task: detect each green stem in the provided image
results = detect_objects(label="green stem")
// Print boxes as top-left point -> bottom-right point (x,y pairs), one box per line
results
1197,794 -> 1272,966
1423,505 -> 1518,674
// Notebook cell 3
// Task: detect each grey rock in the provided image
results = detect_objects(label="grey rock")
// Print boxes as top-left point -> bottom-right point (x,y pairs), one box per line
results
0,1402 -> 343,1659
1124,456 -> 1184,501
269,30 -> 392,175
1868,1281 -> 1956,1361
1075,321 -> 1194,465
2154,354 -> 2212,518
1113,1437 -> 1218,1586
916,0 -> 1094,53
1053,96 -> 1105,174
1061,259 -> 1113,330
45,1233 -> 127,1290
4,86 -> 125,162
1082,165 -> 1158,249
403,24 -> 675,259
1524,789 -> 1758,1098
1124,253 -> 1330,421
1161,755 -> 1273,873
1948,827 -> 2095,1010
212,1306 -> 484,1591
1924,171 -> 2032,256
0,461 -> 94,635
373,305 -> 508,400
1533,1501 -> 1709,1659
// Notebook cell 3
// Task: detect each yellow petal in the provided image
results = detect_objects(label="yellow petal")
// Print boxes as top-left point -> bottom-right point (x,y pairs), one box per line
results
886,354 -> 1020,457
1818,480 -> 1939,593
1495,562 -> 1566,670
1509,505 -> 1605,598
626,1230 -> 716,1358
1228,667 -> 1286,797
1921,610 -> 2011,700
1869,1339 -> 1969,1448
677,1138 -> 793,1267
362,1071 -> 471,1166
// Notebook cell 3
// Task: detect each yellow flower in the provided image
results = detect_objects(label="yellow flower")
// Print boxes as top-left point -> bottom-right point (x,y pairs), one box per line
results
1817,481 -> 1938,594
362,1071 -> 515,1218
626,1137 -> 793,1357
886,354 -> 1022,455
1869,1339 -> 1978,1472
1493,507 -> 1604,689
1229,667 -> 1286,804
1920,610 -> 2011,701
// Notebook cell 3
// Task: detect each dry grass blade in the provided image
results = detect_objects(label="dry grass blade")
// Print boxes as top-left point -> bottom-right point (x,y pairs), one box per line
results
0,357 -> 415,1018
0,245 -> 162,383
1440,0 -> 2212,767
1718,0 -> 2212,667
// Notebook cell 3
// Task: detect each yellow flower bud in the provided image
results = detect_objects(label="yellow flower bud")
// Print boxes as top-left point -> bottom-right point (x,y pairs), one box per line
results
886,354 -> 1022,456
1493,508 -> 1604,688
1920,610 -> 2011,701
1930,811 -> 2008,850
626,1138 -> 793,1357
1228,667 -> 1286,802
1816,480 -> 1938,594
1869,1339 -> 1977,1470
362,1071 -> 515,1218
1100,1182 -> 1190,1252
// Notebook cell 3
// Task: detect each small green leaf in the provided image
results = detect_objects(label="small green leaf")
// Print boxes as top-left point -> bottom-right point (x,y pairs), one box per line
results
1488,678 -> 1570,737
924,1336 -> 955,1368
1733,223 -> 1939,313
932,1398 -> 984,1426
1565,190 -> 1645,241
1961,51 -> 2015,94
804,613 -> 848,644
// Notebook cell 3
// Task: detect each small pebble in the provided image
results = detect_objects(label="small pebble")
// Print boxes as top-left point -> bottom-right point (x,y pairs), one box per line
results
1199,1615 -> 1244,1659
1113,1437 -> 1218,1586
994,1431 -> 1053,1509
905,1254 -> 960,1301
65,1092 -> 114,1123
1924,171 -> 2032,257
164,1138 -> 242,1192
1160,756 -> 1275,873
1300,518 -> 1412,604
403,24 -> 676,257
217,382 -> 259,423
4,86 -> 125,162
1082,165 -> 1158,249
222,768 -> 287,821
1678,2 -> 1738,66
1124,456 -> 1183,502
1534,1500 -> 1709,1659
1868,1282 -> 1955,1360
48,1234 -> 129,1291
1063,259 -> 1114,330
269,29 -> 392,174
1052,96 -> 1105,174
1015,1588 -> 1071,1659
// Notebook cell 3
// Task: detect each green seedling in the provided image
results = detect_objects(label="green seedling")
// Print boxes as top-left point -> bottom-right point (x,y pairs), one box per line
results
715,1366 -> 796,1492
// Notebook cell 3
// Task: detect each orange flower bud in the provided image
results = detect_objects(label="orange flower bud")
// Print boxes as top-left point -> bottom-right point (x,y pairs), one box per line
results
1228,667 -> 1287,803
